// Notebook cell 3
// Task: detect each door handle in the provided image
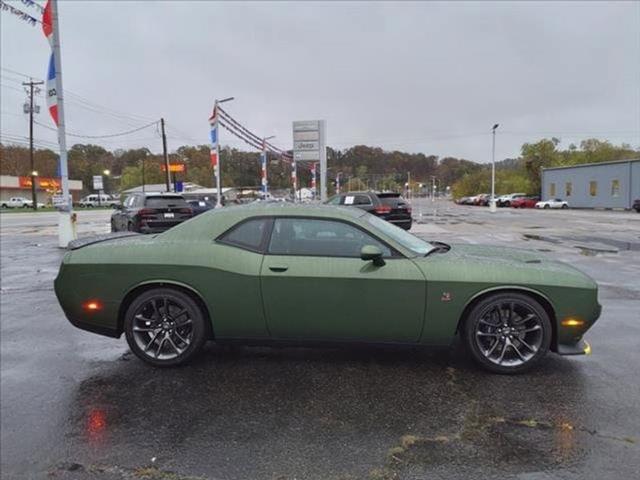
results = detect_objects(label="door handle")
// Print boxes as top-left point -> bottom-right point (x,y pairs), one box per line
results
268,265 -> 288,272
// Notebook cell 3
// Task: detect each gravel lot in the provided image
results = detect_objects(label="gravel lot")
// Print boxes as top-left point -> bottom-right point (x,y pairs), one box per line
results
1,203 -> 639,480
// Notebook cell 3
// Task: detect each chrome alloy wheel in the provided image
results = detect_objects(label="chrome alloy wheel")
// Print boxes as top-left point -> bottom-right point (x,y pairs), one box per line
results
474,301 -> 544,367
131,296 -> 194,361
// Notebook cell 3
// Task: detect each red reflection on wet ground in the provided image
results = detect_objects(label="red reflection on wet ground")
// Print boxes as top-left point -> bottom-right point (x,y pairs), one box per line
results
86,408 -> 107,443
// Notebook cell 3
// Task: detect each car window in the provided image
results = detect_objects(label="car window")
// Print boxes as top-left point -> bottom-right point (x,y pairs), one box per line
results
379,195 -> 405,207
353,195 -> 372,206
327,196 -> 342,205
218,218 -> 269,251
268,218 -> 392,257
145,196 -> 188,208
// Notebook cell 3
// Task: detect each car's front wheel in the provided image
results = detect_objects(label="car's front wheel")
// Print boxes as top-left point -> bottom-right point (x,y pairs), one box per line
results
124,288 -> 209,367
463,292 -> 552,374
544,204 -> 550,209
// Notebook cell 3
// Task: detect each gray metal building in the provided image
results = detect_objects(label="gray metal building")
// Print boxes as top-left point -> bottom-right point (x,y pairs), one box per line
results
541,159 -> 640,209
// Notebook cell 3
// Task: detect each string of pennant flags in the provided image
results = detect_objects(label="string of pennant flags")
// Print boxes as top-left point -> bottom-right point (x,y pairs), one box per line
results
21,0 -> 45,13
0,0 -> 40,26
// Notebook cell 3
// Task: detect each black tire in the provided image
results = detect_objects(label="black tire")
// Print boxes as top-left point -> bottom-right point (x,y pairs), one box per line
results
462,292 -> 552,374
124,288 -> 209,367
561,204 -> 568,209
127,221 -> 136,232
110,220 -> 117,232
504,201 -> 510,208
544,204 -> 550,209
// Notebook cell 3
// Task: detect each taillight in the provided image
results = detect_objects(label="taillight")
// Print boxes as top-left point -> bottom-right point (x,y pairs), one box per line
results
138,208 -> 156,217
406,207 -> 412,214
374,205 -> 392,214
178,208 -> 193,215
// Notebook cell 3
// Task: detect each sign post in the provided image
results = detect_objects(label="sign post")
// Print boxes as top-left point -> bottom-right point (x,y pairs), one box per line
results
92,175 -> 104,206
293,120 -> 326,202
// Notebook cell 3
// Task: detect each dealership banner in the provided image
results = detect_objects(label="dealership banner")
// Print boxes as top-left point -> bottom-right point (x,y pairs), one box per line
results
208,107 -> 219,171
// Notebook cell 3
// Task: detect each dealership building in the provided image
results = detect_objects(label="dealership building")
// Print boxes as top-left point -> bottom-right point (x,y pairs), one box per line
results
541,159 -> 640,209
0,175 -> 83,205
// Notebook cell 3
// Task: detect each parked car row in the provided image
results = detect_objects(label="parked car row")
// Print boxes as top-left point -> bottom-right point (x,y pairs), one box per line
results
457,193 -> 570,209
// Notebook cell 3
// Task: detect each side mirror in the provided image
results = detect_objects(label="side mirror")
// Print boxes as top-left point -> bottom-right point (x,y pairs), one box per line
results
360,245 -> 385,267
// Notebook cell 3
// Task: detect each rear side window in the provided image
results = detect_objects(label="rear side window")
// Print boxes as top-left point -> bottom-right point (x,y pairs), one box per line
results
218,218 -> 269,252
145,196 -> 188,208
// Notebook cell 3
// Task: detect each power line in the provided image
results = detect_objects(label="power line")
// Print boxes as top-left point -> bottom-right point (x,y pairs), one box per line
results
33,119 -> 158,139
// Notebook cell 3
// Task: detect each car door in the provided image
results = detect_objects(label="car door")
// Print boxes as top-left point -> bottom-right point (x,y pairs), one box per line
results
260,217 -> 426,343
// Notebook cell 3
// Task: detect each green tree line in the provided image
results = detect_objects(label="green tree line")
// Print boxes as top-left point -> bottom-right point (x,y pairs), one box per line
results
1,138 -> 636,197
450,139 -> 639,198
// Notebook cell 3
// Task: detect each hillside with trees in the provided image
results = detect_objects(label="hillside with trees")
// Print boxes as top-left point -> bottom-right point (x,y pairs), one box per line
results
0,138 -> 636,197
450,139 -> 639,198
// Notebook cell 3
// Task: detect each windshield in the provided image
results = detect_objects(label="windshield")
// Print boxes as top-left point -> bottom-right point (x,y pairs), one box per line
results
366,214 -> 433,256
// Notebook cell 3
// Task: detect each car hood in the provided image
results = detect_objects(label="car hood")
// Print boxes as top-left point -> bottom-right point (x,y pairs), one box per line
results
416,243 -> 597,289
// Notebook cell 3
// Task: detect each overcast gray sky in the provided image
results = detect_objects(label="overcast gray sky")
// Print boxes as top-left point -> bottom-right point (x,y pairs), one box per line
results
2,1 -> 639,163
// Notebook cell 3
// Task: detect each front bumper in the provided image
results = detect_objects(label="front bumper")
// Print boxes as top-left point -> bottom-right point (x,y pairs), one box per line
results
557,339 -> 591,356
556,302 -> 601,356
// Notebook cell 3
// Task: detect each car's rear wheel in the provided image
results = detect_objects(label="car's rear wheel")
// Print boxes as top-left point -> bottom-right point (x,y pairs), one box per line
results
127,221 -> 136,232
544,204 -> 550,209
561,204 -> 568,209
463,292 -> 552,374
110,220 -> 117,232
124,288 -> 208,367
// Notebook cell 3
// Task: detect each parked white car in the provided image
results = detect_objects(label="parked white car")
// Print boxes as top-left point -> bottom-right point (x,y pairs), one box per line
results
496,193 -> 526,207
0,197 -> 45,209
78,194 -> 120,208
535,198 -> 569,209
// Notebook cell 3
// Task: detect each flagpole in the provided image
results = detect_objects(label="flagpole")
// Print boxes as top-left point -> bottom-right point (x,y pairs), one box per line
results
213,100 -> 222,208
50,0 -> 75,247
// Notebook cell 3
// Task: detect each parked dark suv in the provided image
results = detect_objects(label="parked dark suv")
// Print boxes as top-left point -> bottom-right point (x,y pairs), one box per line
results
633,199 -> 640,213
326,192 -> 412,230
111,193 -> 193,233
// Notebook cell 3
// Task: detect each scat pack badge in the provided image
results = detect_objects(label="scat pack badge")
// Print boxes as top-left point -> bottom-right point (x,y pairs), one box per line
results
441,292 -> 453,302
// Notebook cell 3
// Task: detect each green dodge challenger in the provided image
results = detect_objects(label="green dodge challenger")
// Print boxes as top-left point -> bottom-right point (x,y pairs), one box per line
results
54,204 -> 600,373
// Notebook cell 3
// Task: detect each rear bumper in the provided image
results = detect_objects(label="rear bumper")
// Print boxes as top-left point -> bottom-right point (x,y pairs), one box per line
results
388,219 -> 412,230
66,313 -> 121,338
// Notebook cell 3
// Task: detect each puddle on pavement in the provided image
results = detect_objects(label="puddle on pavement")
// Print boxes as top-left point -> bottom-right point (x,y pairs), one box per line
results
575,246 -> 617,256
569,236 -> 640,252
522,234 -> 561,244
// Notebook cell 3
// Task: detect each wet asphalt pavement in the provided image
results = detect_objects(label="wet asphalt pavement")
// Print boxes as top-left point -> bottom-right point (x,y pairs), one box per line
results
1,203 -> 639,480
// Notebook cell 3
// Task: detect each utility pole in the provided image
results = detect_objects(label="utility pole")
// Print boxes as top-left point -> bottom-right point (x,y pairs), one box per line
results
490,123 -> 499,212
23,79 -> 44,211
261,135 -> 275,199
160,118 -> 170,192
141,152 -> 146,193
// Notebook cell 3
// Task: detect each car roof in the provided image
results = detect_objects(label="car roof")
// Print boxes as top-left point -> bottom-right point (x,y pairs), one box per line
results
226,202 -> 367,219
160,203 -> 369,241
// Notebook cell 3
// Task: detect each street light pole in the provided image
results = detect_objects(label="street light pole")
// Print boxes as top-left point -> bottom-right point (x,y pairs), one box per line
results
490,123 -> 499,213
